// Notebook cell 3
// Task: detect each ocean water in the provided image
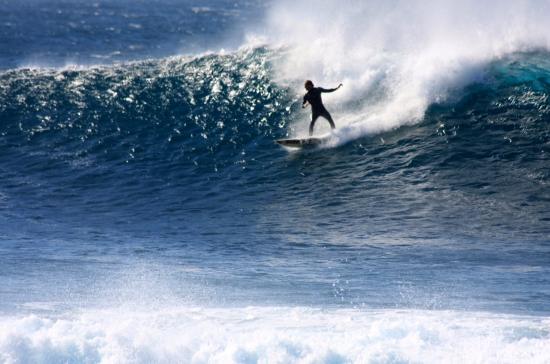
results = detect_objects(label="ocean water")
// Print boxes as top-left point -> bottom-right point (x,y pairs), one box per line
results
1,0 -> 550,363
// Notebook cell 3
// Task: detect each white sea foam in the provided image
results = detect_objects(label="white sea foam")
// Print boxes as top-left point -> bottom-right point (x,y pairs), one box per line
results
259,0 -> 550,143
1,307 -> 549,363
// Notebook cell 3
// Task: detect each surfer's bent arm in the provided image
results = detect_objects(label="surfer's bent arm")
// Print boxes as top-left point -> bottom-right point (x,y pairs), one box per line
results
320,84 -> 343,93
302,96 -> 309,108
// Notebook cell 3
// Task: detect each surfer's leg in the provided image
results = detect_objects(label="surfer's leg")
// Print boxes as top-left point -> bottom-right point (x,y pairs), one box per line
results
323,111 -> 336,129
309,115 -> 319,136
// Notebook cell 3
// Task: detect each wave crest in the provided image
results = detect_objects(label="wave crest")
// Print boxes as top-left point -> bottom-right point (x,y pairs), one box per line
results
260,0 -> 550,143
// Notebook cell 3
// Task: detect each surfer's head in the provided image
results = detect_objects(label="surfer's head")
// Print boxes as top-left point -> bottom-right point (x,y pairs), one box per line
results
304,80 -> 314,91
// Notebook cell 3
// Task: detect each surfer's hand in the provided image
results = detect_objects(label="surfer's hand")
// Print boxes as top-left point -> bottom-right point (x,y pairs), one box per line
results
338,83 -> 343,89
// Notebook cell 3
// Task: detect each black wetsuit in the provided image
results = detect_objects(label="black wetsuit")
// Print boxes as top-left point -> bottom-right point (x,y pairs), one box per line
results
303,87 -> 337,136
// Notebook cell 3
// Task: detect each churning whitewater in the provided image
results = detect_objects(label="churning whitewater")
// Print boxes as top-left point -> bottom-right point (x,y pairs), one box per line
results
0,0 -> 549,363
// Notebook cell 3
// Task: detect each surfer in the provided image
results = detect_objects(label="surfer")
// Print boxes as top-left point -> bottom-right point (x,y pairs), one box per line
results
302,80 -> 343,136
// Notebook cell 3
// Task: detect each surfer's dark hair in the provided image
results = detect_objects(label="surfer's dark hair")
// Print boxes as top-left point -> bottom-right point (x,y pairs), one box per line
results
305,80 -> 314,88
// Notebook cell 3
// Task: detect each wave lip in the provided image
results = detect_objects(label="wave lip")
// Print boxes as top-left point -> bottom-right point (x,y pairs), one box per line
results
1,307 -> 549,364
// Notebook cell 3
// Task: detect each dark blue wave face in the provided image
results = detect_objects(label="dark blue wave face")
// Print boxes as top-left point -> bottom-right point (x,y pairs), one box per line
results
0,48 -> 549,313
0,48 -> 292,237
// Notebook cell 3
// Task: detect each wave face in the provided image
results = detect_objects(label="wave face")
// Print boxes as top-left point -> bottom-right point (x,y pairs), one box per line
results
0,48 -> 293,235
1,50 -> 548,240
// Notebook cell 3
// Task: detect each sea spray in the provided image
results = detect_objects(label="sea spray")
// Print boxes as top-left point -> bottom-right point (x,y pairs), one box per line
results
260,0 -> 550,143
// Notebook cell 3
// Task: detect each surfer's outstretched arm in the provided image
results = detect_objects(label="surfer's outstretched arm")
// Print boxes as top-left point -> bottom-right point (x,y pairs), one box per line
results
320,84 -> 343,93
